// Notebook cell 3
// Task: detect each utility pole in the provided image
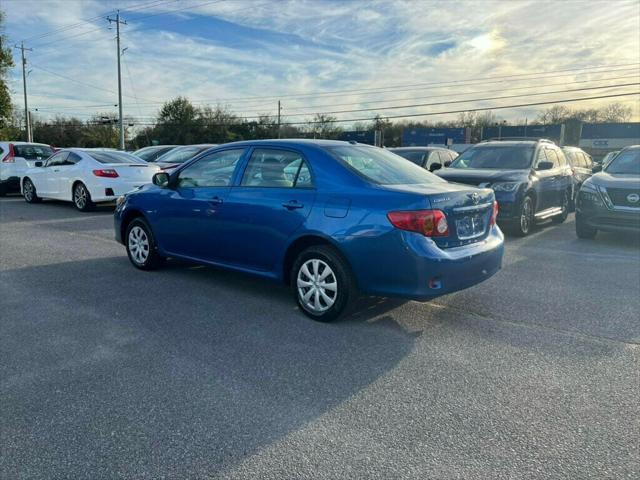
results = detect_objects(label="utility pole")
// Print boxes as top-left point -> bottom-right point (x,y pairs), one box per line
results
15,42 -> 33,142
107,11 -> 127,150
277,100 -> 281,138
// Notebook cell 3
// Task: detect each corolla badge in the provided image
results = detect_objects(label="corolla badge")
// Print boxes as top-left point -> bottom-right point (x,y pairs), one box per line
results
627,193 -> 640,203
467,192 -> 480,204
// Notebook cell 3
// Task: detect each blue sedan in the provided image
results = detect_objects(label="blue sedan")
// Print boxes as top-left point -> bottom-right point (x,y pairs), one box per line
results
114,140 -> 504,321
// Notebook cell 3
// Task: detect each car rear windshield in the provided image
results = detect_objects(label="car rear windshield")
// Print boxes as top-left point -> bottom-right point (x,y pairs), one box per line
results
450,145 -> 534,169
13,144 -> 54,160
327,145 -> 444,185
86,151 -> 146,164
157,146 -> 207,164
135,146 -> 175,161
605,149 -> 640,174
390,150 -> 425,165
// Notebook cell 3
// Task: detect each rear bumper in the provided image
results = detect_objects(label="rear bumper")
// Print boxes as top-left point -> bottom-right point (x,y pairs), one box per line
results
347,226 -> 504,300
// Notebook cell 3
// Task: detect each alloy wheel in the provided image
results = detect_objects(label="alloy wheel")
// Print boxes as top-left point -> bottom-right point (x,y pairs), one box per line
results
297,259 -> 338,313
128,226 -> 150,265
74,185 -> 87,209
24,181 -> 34,201
520,198 -> 533,234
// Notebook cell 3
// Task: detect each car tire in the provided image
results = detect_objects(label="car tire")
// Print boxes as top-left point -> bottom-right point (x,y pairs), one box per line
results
511,195 -> 535,237
73,182 -> 94,212
575,213 -> 597,240
291,245 -> 356,322
125,218 -> 164,270
553,190 -> 570,224
22,178 -> 42,203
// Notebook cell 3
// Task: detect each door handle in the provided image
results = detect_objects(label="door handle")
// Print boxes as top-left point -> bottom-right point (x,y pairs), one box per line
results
209,196 -> 223,205
282,200 -> 304,210
53,169 -> 60,172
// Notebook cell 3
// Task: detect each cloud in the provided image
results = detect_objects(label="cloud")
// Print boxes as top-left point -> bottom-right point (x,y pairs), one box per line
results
4,0 -> 640,126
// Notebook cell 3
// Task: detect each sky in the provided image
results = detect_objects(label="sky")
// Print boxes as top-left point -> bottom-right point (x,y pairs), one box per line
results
2,0 -> 640,129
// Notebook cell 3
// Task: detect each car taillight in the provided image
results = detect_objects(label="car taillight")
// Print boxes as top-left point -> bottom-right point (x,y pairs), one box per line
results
93,169 -> 119,178
490,200 -> 499,226
2,143 -> 15,163
387,209 -> 449,237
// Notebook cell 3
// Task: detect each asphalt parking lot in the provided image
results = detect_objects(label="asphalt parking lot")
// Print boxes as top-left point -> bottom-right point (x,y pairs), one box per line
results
1,195 -> 639,479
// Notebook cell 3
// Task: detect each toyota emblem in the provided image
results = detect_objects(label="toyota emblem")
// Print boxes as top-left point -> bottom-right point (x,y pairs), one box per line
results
468,192 -> 480,204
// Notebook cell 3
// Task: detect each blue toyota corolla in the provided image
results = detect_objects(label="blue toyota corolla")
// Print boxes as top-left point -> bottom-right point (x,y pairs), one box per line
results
114,140 -> 504,321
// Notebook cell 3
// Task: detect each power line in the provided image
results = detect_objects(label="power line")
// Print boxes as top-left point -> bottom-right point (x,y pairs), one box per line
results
165,62 -> 640,105
35,91 -> 639,128
23,0 -> 179,45
126,64 -> 640,108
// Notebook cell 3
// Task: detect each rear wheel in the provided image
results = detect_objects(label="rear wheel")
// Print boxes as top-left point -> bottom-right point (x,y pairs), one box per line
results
511,195 -> 534,237
22,178 -> 42,203
553,190 -> 570,224
73,182 -> 94,212
291,245 -> 355,322
125,218 -> 163,270
575,213 -> 597,239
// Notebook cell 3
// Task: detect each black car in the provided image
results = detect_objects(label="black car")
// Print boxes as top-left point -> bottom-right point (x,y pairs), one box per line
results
388,147 -> 458,172
562,146 -> 594,209
575,145 -> 640,239
436,139 -> 573,236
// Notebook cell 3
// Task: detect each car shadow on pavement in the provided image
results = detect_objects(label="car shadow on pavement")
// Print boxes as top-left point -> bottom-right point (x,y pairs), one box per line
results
1,255 -> 420,478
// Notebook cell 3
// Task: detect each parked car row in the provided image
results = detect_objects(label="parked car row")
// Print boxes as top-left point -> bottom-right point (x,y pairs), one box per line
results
3,138 -> 637,322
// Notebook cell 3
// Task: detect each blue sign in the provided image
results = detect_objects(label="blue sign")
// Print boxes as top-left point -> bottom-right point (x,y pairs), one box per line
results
402,127 -> 468,146
338,130 -> 376,145
581,122 -> 640,139
481,124 -> 563,142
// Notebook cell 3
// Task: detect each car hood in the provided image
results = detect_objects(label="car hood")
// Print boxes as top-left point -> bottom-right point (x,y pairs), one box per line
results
436,168 -> 529,185
587,171 -> 640,189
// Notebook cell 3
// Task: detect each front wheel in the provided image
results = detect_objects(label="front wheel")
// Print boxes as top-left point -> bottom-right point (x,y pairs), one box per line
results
23,178 -> 42,203
73,182 -> 95,212
511,195 -> 534,237
125,218 -> 163,270
291,245 -> 355,322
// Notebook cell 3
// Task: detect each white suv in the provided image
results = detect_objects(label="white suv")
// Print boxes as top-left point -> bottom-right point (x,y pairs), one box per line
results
0,142 -> 55,196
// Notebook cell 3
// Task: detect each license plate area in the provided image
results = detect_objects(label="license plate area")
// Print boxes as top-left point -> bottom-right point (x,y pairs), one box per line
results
456,213 -> 486,240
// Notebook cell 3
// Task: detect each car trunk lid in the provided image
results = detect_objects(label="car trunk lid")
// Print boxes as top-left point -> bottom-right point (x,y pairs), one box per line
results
384,182 -> 496,248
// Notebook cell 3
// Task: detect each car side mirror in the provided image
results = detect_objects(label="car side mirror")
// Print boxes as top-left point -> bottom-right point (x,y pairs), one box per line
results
536,161 -> 554,171
152,172 -> 170,187
35,161 -> 43,167
592,164 -> 602,173
429,163 -> 442,172
443,161 -> 452,167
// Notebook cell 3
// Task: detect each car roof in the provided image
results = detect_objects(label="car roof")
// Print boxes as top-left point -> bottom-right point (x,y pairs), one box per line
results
620,145 -> 640,151
0,141 -> 51,146
475,140 -> 542,146
215,139 -> 373,149
388,146 -> 445,151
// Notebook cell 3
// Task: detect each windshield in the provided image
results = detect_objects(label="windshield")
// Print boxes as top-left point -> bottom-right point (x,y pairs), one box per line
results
389,150 -> 425,165
13,144 -> 54,160
156,146 -> 207,164
450,145 -> 534,169
605,148 -> 640,175
86,151 -> 146,164
327,145 -> 444,185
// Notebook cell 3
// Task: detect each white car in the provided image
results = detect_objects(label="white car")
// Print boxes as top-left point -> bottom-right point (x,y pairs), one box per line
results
0,141 -> 55,196
21,148 -> 160,211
